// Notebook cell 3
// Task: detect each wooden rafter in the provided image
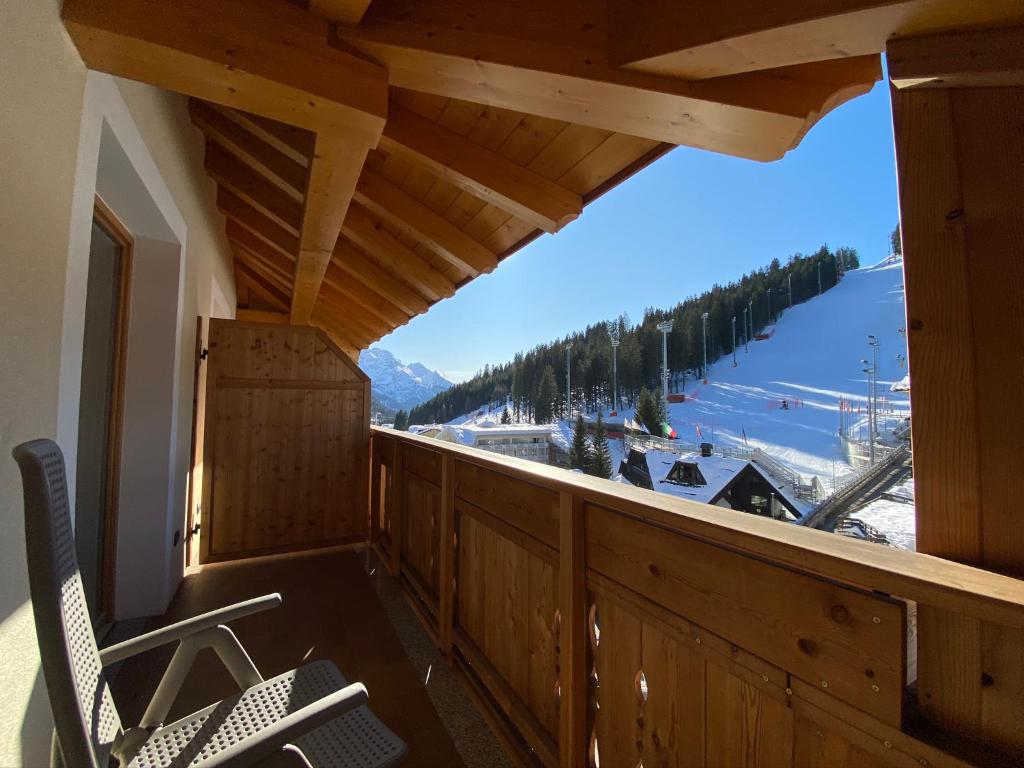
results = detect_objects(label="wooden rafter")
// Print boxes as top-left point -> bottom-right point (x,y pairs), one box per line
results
218,189 -> 300,258
354,169 -> 497,277
609,0 -> 1024,79
332,241 -> 430,317
888,25 -> 1024,89
380,106 -> 582,233
342,206 -> 456,301
321,264 -> 412,329
63,0 -> 388,332
190,100 -> 308,201
291,133 -> 377,325
63,0 -> 387,134
235,259 -> 290,312
333,3 -> 883,160
205,143 -> 304,235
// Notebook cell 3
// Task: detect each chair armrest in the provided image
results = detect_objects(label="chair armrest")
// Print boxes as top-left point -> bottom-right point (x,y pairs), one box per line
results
197,683 -> 369,768
99,593 -> 282,666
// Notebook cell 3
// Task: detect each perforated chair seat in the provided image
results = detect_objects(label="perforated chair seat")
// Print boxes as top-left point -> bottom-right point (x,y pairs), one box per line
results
128,660 -> 407,768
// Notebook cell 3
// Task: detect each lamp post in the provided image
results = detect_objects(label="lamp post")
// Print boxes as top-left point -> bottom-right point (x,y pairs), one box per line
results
657,320 -> 673,404
742,306 -> 749,353
731,316 -> 737,366
565,343 -> 572,419
767,287 -> 773,322
867,335 -> 880,463
700,312 -> 709,383
610,335 -> 620,413
748,298 -> 753,342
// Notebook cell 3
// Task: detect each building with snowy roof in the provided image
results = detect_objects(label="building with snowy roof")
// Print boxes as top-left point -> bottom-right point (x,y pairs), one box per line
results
435,422 -> 555,463
619,447 -> 810,520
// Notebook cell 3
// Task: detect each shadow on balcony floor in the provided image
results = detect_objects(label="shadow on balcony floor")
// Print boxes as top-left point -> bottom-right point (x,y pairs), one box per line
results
108,547 -> 511,768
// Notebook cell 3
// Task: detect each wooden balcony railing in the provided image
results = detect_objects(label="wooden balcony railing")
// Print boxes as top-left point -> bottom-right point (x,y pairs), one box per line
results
369,427 -> 1024,767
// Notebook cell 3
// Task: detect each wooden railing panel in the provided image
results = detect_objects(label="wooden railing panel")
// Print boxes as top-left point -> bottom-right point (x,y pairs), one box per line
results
371,427 -> 1024,767
586,502 -> 905,725
456,510 -> 560,745
454,461 -> 559,548
401,471 -> 440,600
403,441 -> 441,484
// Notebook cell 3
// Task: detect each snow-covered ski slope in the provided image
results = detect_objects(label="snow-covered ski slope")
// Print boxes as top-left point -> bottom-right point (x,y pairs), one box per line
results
664,259 -> 910,484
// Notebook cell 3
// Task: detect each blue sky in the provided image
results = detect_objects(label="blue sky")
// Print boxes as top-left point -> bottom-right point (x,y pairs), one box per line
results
377,73 -> 900,381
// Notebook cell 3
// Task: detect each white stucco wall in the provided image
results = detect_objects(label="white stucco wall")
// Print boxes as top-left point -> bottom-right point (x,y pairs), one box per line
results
0,2 -> 236,762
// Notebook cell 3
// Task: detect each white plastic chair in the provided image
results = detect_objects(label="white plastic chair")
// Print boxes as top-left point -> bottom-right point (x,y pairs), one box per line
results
13,438 -> 407,768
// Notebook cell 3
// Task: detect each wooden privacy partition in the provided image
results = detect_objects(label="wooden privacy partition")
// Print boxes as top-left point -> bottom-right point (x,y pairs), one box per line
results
198,319 -> 370,562
370,427 -> 1024,768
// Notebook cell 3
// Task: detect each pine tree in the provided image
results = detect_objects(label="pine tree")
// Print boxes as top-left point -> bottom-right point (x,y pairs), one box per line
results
535,365 -> 558,424
500,406 -> 512,424
393,410 -> 408,431
588,412 -> 613,478
570,413 -> 591,470
890,224 -> 902,256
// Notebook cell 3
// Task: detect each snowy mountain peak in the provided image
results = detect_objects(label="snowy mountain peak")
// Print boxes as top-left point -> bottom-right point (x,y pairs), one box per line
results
359,347 -> 454,411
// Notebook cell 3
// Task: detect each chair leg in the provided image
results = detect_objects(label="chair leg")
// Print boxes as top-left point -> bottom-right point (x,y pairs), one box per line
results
140,625 -> 264,728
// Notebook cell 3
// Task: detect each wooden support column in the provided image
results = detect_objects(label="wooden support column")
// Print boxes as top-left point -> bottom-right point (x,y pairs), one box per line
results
892,78 -> 1024,755
389,443 -> 405,577
558,491 -> 587,768
437,454 -> 456,657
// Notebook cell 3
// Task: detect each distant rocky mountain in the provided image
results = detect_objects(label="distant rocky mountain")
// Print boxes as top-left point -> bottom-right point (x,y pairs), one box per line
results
359,347 -> 454,412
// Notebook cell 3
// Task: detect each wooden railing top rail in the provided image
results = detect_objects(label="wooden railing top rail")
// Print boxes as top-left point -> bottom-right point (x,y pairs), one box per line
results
371,426 -> 1024,628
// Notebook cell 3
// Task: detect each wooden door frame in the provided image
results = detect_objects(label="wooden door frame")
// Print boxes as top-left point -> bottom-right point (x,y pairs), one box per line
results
91,194 -> 134,621
185,315 -> 209,567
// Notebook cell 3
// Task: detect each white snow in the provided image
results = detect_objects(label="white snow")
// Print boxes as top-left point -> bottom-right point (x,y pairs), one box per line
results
853,477 -> 916,550
360,347 -> 454,410
621,260 -> 911,488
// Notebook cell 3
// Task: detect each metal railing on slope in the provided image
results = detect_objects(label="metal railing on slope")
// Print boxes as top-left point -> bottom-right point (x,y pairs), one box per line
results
800,443 -> 912,531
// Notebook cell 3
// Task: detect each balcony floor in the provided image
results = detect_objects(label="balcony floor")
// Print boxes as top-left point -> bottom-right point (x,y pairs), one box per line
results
109,547 -> 511,767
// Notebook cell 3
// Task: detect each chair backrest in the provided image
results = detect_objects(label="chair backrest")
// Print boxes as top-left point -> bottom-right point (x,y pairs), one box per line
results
13,439 -> 122,768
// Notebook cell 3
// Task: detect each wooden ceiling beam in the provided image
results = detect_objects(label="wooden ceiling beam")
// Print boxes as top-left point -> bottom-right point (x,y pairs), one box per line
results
310,319 -> 361,359
342,205 -> 456,301
309,0 -> 375,26
311,303 -> 374,350
190,100 -> 308,201
321,264 -> 411,330
887,25 -> 1024,89
225,109 -> 316,168
333,3 -> 882,160
205,142 -> 304,235
609,0 -> 1024,79
291,133 -> 376,326
235,259 -> 291,312
354,169 -> 497,277
62,0 -> 389,329
62,0 -> 387,135
229,231 -> 296,286
380,105 -> 582,232
218,188 -> 300,258
315,291 -> 385,344
333,240 -> 431,317
318,284 -> 392,339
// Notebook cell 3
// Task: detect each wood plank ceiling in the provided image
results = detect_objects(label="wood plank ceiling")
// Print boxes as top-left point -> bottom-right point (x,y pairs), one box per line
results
62,0 -> 1024,357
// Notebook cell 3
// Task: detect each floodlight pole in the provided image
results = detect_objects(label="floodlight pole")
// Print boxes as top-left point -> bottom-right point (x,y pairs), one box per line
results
657,320 -> 673,404
700,312 -> 709,383
767,287 -> 773,322
742,307 -> 749,353
867,335 -> 880,463
565,343 -> 572,419
731,316 -> 737,366
788,273 -> 792,307
748,299 -> 753,341
610,336 -> 620,412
